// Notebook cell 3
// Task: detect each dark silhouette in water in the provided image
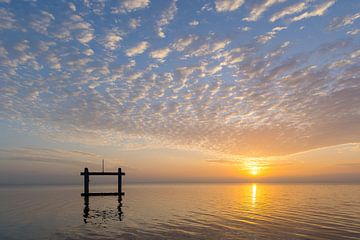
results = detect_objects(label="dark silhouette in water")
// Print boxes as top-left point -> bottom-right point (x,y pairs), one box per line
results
81,168 -> 125,196
83,197 -> 90,223
81,167 -> 125,223
83,196 -> 123,223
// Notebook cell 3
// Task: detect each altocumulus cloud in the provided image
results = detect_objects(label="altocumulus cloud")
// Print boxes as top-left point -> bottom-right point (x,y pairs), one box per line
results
0,0 -> 359,157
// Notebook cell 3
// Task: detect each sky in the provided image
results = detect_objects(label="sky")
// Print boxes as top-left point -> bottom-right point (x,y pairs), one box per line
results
0,0 -> 359,184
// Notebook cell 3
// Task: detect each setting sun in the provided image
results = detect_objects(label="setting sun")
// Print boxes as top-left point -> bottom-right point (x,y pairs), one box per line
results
250,166 -> 259,176
247,163 -> 261,176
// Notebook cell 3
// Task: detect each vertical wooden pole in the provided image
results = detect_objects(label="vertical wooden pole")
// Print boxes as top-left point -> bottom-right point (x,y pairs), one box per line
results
118,168 -> 122,195
84,168 -> 89,196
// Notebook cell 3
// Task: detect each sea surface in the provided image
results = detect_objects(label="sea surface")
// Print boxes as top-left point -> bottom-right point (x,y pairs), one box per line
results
0,183 -> 360,240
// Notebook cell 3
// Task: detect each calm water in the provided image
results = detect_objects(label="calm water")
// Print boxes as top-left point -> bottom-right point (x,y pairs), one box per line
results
0,184 -> 360,240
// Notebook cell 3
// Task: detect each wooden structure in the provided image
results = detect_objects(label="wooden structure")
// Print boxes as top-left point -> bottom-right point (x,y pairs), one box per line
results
80,168 -> 125,196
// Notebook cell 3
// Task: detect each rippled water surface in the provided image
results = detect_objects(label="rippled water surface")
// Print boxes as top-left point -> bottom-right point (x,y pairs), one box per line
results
1,184 -> 360,239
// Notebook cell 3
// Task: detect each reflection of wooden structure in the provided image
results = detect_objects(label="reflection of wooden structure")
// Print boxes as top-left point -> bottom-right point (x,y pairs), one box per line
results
80,168 -> 125,196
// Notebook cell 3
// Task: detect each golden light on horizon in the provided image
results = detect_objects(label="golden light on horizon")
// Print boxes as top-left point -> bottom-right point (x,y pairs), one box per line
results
250,165 -> 259,176
246,161 -> 262,176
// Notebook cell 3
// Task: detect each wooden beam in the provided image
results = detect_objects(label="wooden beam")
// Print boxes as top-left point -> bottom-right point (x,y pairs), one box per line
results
81,172 -> 125,176
118,168 -> 123,195
81,192 -> 125,196
84,168 -> 89,196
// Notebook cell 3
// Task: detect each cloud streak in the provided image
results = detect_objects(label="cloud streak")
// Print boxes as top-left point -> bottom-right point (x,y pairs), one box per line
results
215,0 -> 245,12
291,0 -> 336,22
156,0 -> 177,38
244,0 -> 286,22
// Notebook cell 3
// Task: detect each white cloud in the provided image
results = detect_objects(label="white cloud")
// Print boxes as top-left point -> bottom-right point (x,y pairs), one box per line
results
14,40 -> 29,52
83,48 -> 94,56
329,12 -> 360,30
77,31 -> 94,44
30,11 -> 55,34
215,0 -> 245,12
125,41 -> 149,57
0,8 -> 17,30
156,0 -> 177,38
256,26 -> 287,44
212,39 -> 230,51
189,20 -> 199,26
69,2 -> 76,11
347,29 -> 360,36
291,0 -> 336,22
244,0 -> 286,22
191,39 -> 230,57
172,35 -> 198,51
129,18 -> 141,29
46,53 -> 62,70
150,47 -> 171,60
103,31 -> 122,50
1,0 -> 359,159
201,3 -> 212,11
350,49 -> 360,59
115,0 -> 150,13
270,2 -> 308,22
240,26 -> 251,31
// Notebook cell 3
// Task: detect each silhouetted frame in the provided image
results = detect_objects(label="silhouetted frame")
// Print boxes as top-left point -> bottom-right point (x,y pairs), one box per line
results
80,168 -> 125,196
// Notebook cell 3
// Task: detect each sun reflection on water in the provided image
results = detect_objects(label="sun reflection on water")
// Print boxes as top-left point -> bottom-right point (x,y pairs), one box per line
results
252,183 -> 257,206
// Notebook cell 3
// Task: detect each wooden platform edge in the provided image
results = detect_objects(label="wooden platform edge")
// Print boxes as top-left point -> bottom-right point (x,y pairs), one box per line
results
80,172 -> 125,176
81,192 -> 125,196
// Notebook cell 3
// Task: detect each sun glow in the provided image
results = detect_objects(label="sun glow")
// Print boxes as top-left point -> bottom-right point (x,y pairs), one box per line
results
250,165 -> 259,176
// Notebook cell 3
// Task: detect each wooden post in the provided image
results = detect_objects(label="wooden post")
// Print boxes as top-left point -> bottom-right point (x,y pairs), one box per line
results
84,168 -> 89,196
118,168 -> 122,195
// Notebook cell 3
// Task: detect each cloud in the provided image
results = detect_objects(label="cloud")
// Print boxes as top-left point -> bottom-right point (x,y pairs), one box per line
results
68,2 -> 76,11
46,53 -> 62,70
190,39 -> 230,57
77,31 -> 94,44
329,12 -> 360,30
207,159 -> 239,164
114,0 -> 150,13
0,0 -> 359,160
103,30 -> 123,50
172,35 -> 198,51
52,13 -> 95,44
215,0 -> 245,12
30,10 -> 55,35
189,20 -> 199,26
156,0 -> 177,38
240,26 -> 251,31
0,8 -> 17,30
125,41 -> 149,57
244,0 -> 286,22
83,48 -> 94,56
256,26 -> 287,44
149,47 -> 171,60
270,2 -> 309,22
0,148 -> 100,166
291,0 -> 336,22
347,29 -> 360,36
129,18 -> 141,29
